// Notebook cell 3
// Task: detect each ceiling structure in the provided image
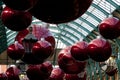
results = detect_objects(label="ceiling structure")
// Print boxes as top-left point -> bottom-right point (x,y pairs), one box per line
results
0,0 -> 120,54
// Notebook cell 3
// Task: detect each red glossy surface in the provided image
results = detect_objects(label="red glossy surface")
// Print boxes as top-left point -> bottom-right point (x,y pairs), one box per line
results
0,73 -> 8,80
7,42 -> 25,60
45,36 -> 55,48
2,0 -> 38,11
99,17 -> 120,39
49,67 -> 64,80
29,0 -> 93,24
58,47 -> 87,74
88,38 -> 112,62
26,61 -> 53,80
71,41 -> 89,61
6,67 -> 20,80
32,40 -> 53,60
1,7 -> 32,31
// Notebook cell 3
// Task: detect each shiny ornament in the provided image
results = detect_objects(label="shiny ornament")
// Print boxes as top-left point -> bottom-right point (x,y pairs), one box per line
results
26,61 -> 53,80
58,46 -> 87,74
88,38 -> 112,62
99,17 -> 120,39
32,40 -> 53,60
6,67 -> 20,80
29,0 -> 93,24
49,67 -> 65,80
1,7 -> 32,31
0,73 -> 8,80
45,36 -> 55,48
2,0 -> 38,11
7,41 -> 25,60
71,41 -> 89,61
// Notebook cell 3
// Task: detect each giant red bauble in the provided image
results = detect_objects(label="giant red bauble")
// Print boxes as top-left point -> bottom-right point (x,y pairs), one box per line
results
32,40 -> 53,60
49,67 -> 65,80
7,41 -> 25,60
29,0 -> 93,24
1,7 -> 32,31
65,71 -> 87,80
71,41 -> 89,61
26,61 -> 53,80
2,0 -> 38,11
99,17 -> 120,39
58,46 -> 87,74
0,73 -> 8,80
88,38 -> 112,62
6,66 -> 20,80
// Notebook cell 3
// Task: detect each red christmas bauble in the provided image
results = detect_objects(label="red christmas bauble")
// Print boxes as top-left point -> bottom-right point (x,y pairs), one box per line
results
45,36 -> 55,48
58,46 -> 87,74
6,66 -> 20,80
99,17 -> 120,39
32,40 -> 53,60
29,0 -> 93,24
71,41 -> 89,61
49,67 -> 65,80
0,73 -> 8,80
7,41 -> 25,60
88,38 -> 112,62
2,0 -> 38,11
1,7 -> 32,31
26,61 -> 53,80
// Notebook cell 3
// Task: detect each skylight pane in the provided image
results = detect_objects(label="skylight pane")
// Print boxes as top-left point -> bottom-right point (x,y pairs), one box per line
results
86,16 -> 99,26
91,9 -> 107,20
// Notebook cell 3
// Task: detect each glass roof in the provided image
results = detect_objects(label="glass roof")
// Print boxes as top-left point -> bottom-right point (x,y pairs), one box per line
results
0,0 -> 120,51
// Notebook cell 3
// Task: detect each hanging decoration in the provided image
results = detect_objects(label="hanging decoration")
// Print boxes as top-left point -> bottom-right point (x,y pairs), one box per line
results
1,7 -> 32,31
7,41 -> 25,60
2,0 -> 38,11
57,46 -> 87,74
70,41 -> 89,61
49,67 -> 65,80
29,0 -> 93,24
87,37 -> 112,62
26,61 -> 53,80
32,40 -> 53,61
0,73 -> 8,80
5,66 -> 20,80
98,17 -> 120,39
6,24 -> 55,65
